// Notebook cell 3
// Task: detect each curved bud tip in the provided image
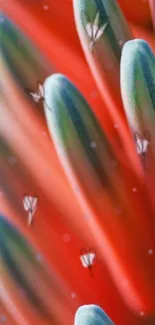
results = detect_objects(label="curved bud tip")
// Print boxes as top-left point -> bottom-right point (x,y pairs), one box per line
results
44,73 -> 68,105
44,73 -> 78,114
74,305 -> 115,325
121,39 -> 153,62
44,73 -> 66,88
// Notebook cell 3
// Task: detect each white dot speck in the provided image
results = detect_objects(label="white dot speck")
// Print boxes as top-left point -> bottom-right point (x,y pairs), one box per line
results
36,253 -> 43,261
140,311 -> 144,316
74,186 -> 80,193
0,315 -> 7,322
132,187 -> 137,193
8,156 -> 17,165
63,233 -> 71,243
148,249 -> 153,255
123,279 -> 129,287
119,40 -> 125,47
71,292 -> 76,299
43,4 -> 49,10
91,90 -> 98,99
114,124 -> 119,129
90,141 -> 97,149
42,131 -> 47,137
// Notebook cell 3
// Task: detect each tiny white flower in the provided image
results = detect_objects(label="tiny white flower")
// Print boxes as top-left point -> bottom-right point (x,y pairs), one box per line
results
23,195 -> 38,226
28,82 -> 44,103
80,249 -> 96,268
85,12 -> 109,50
135,132 -> 150,155
136,138 -> 149,155
43,4 -> 49,10
27,80 -> 52,111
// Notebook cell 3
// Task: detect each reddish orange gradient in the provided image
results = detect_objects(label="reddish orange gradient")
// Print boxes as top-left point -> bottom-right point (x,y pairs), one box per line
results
0,1 -> 155,325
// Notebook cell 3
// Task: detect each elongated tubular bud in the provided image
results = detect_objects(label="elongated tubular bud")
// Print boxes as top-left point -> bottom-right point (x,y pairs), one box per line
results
120,38 -> 155,213
74,305 -> 115,325
44,74 -> 122,200
44,73 -> 155,315
73,0 -> 132,85
121,39 -> 155,160
121,40 -> 155,131
73,0 -> 139,169
0,16 -> 51,92
73,0 -> 132,111
0,216 -> 67,325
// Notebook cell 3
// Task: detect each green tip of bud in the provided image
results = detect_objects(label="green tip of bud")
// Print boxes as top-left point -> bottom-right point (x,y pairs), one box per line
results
74,305 -> 115,325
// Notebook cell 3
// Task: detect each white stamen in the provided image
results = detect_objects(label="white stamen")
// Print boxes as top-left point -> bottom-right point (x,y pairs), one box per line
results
135,132 -> 150,155
29,82 -> 44,103
23,195 -> 38,226
80,252 -> 96,268
85,12 -> 108,50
